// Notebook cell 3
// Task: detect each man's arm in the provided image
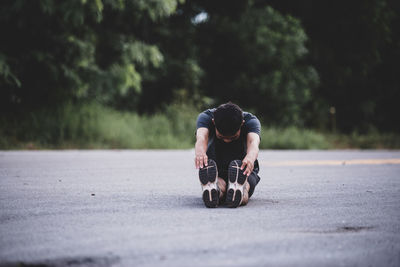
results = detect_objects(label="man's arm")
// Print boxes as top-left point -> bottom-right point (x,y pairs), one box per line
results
241,132 -> 260,176
195,127 -> 209,169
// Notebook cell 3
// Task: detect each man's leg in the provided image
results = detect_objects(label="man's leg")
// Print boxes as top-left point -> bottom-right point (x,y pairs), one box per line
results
226,160 -> 249,208
199,159 -> 226,208
225,160 -> 261,207
217,177 -> 227,199
240,171 -> 260,206
241,181 -> 251,206
247,171 -> 260,198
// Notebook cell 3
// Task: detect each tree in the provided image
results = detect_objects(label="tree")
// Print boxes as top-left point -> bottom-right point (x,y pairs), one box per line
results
267,0 -> 400,132
193,0 -> 319,126
0,0 -> 181,113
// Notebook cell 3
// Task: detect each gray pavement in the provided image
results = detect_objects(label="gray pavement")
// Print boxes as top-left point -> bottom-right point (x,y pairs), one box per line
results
0,150 -> 399,267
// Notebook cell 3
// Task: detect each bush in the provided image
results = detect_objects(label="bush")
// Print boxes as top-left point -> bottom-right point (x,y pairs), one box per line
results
331,132 -> 400,149
0,103 -> 198,149
260,127 -> 331,149
1,104 -> 399,150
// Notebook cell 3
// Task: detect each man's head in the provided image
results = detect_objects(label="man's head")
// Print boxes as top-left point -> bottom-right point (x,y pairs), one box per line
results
213,102 -> 244,142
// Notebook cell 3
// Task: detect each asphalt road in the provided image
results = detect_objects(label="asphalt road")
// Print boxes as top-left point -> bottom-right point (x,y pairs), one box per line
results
0,150 -> 399,267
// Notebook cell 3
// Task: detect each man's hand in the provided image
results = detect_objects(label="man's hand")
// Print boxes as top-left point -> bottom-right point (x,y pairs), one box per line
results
241,132 -> 260,176
241,156 -> 254,176
195,127 -> 209,169
195,152 -> 208,169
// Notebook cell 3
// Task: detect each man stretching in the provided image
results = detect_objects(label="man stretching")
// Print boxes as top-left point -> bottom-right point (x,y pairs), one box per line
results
195,102 -> 261,208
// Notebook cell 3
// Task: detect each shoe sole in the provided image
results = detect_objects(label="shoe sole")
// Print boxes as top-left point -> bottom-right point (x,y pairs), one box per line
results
199,159 -> 219,208
226,160 -> 247,208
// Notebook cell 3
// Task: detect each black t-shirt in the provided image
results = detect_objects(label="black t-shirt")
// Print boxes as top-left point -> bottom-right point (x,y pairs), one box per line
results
196,108 -> 261,178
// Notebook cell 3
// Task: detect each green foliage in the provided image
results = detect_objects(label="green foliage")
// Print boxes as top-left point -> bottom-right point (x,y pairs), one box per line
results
260,127 -> 331,149
0,53 -> 21,87
195,2 -> 319,126
268,0 -> 400,132
0,0 -> 181,111
0,103 -> 196,149
2,103 -> 398,150
1,0 -> 399,143
331,132 -> 400,149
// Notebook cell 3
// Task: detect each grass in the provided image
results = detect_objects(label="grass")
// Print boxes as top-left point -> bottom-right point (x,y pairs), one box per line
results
0,103 -> 196,149
329,132 -> 400,149
0,103 -> 399,150
260,127 -> 331,149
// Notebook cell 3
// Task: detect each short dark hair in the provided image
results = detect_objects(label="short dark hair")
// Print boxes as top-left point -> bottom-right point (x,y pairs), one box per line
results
213,102 -> 243,136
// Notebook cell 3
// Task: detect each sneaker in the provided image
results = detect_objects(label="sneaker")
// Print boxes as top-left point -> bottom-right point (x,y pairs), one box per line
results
226,160 -> 248,208
199,159 -> 219,208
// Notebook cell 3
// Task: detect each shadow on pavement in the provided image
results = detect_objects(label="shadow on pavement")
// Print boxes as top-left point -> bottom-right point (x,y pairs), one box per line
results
172,195 -> 280,209
0,255 -> 120,267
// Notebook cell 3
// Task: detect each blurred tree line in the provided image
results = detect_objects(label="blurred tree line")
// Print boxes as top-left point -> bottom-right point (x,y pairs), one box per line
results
1,0 -> 399,133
